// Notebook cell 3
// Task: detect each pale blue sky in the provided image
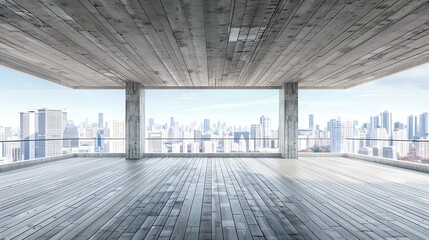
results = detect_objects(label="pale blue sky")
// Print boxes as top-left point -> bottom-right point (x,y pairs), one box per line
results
0,63 -> 428,129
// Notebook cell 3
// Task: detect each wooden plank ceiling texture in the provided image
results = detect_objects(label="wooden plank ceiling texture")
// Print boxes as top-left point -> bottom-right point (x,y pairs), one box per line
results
0,0 -> 428,89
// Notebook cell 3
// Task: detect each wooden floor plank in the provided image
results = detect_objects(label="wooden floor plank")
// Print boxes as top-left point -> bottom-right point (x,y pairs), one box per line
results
0,156 -> 428,239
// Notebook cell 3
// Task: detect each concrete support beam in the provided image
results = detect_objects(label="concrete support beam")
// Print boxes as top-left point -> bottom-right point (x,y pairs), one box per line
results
279,82 -> 298,159
126,82 -> 145,159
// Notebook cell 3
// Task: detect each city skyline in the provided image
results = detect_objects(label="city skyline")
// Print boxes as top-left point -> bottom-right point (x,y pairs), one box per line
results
3,106 -> 429,163
1,63 -> 429,128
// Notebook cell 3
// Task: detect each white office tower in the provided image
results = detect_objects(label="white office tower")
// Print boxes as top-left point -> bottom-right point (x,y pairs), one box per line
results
171,143 -> 181,153
328,119 -> 354,153
189,142 -> 200,153
298,135 -> 308,151
203,141 -> 216,153
110,120 -> 125,153
260,115 -> 271,148
392,128 -> 409,158
182,131 -> 193,153
147,131 -> 163,153
417,140 -> 429,159
238,136 -> 246,152
370,127 -> 389,150
249,139 -> 255,152
356,128 -> 369,152
223,136 -> 233,153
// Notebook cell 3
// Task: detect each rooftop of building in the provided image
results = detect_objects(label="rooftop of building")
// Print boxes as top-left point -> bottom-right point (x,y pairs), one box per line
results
0,156 -> 428,239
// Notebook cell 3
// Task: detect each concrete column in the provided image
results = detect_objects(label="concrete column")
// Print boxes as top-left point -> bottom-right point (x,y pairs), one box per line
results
279,82 -> 298,159
126,82 -> 145,159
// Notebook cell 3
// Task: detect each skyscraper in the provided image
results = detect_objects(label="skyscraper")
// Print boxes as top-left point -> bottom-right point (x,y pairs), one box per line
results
19,111 -> 36,160
203,119 -> 211,133
98,113 -> 104,129
96,113 -> 104,151
110,120 -> 125,153
370,127 -> 389,151
407,115 -> 417,140
63,123 -> 79,149
370,115 -> 380,132
309,114 -> 314,130
148,131 -> 163,153
380,110 -> 392,136
328,119 -> 353,153
260,115 -> 271,148
234,132 -> 250,152
35,109 -> 64,158
392,128 -> 409,158
170,117 -> 175,129
394,122 -> 404,130
419,112 -> 429,139
250,124 -> 261,150
147,118 -> 155,131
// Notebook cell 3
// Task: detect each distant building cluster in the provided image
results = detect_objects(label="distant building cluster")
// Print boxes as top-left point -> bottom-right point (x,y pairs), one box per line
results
300,111 -> 429,163
2,109 -> 429,164
146,115 -> 278,153
0,110 -> 125,164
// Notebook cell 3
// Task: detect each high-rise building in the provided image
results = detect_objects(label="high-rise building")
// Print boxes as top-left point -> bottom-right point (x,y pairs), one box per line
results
260,115 -> 271,148
380,110 -> 392,136
394,122 -> 405,130
234,132 -> 250,152
62,111 -> 68,133
419,112 -> 429,139
370,115 -> 380,132
370,127 -> 389,150
63,123 -> 79,149
98,113 -> 103,129
328,119 -> 353,153
382,146 -> 396,159
250,124 -> 261,150
20,109 -> 67,160
110,120 -> 125,153
20,111 -> 36,160
147,118 -> 155,131
392,128 -> 409,158
35,109 -> 64,158
203,119 -> 211,133
148,131 -> 163,153
407,115 -> 417,140
309,114 -> 314,130
96,113 -> 104,151
170,117 -> 175,129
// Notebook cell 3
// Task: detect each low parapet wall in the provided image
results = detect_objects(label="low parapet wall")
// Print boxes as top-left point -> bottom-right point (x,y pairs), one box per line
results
2,152 -> 427,174
299,152 -> 429,174
0,152 -> 279,173
344,153 -> 429,173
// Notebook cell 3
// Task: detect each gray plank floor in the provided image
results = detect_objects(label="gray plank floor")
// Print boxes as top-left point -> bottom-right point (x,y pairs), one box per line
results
0,157 -> 428,239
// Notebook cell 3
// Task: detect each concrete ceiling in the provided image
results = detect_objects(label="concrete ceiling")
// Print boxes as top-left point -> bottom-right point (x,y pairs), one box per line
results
0,0 -> 428,89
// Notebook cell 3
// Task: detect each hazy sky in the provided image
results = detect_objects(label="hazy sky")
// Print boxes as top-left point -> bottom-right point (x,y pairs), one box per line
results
0,63 -> 428,129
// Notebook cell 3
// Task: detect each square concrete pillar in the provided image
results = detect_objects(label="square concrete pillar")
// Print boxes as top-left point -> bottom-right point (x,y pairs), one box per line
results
126,82 -> 145,159
279,82 -> 298,159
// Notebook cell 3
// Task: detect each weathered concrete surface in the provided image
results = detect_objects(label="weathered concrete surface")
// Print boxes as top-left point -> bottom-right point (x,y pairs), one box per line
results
126,82 -> 145,159
0,1 -> 428,89
280,82 -> 298,159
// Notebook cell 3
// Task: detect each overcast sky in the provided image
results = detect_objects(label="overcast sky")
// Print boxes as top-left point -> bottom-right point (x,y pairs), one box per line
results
0,63 -> 428,129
